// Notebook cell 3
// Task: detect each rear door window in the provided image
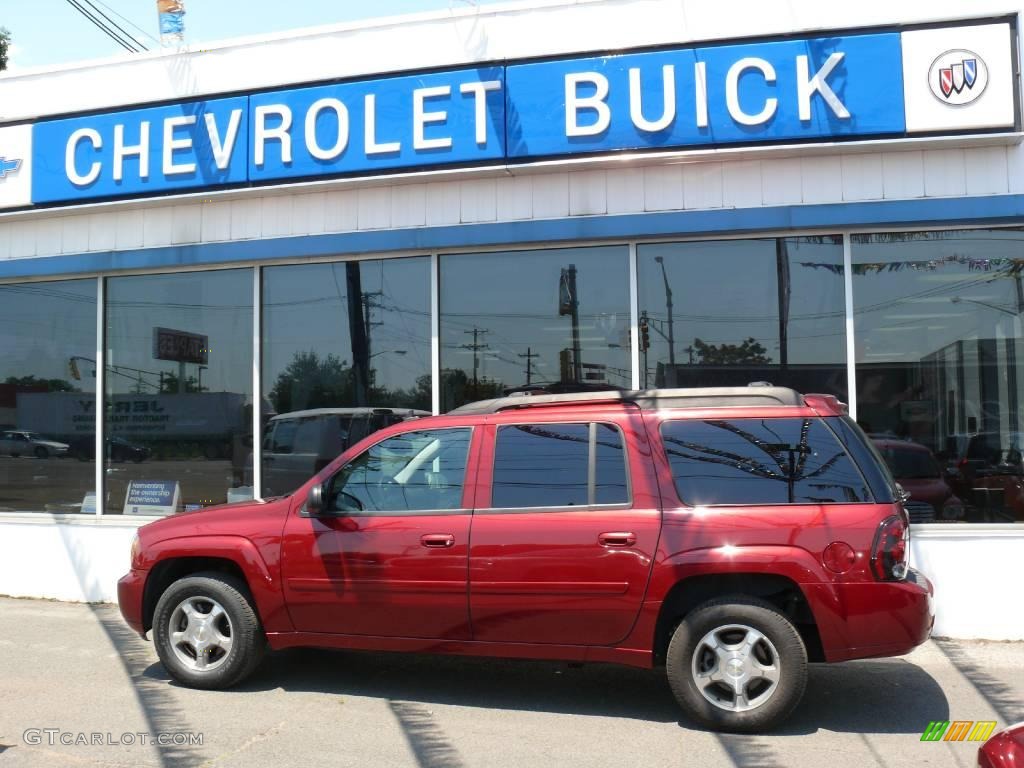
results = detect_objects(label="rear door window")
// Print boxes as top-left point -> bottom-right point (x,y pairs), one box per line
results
660,418 -> 869,505
490,422 -> 629,508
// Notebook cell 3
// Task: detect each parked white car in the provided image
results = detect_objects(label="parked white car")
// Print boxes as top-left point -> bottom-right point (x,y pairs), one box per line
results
0,430 -> 70,459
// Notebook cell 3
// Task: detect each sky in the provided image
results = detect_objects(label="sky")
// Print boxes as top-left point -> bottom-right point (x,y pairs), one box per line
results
1,0 -> 506,70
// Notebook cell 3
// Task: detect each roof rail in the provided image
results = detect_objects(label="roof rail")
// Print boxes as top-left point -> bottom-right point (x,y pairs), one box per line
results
447,385 -> 805,415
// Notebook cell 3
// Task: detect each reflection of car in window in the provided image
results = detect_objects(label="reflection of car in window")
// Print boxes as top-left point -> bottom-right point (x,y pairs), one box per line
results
260,407 -> 430,496
870,438 -> 964,523
68,436 -> 151,463
943,431 -> 1024,523
0,430 -> 70,459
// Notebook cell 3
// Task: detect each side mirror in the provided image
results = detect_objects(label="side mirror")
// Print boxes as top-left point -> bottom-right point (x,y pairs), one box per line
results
305,483 -> 325,516
894,483 -> 911,505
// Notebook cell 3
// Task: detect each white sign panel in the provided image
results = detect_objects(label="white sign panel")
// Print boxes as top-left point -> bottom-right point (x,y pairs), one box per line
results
902,23 -> 1015,133
0,124 -> 32,209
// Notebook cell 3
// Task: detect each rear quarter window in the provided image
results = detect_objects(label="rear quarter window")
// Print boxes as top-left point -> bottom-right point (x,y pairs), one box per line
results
660,417 -> 870,505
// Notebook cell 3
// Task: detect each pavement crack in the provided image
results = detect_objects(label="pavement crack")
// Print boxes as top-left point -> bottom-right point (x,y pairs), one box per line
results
199,719 -> 288,767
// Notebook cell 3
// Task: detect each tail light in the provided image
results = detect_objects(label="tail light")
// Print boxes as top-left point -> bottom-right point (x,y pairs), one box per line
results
871,515 -> 909,581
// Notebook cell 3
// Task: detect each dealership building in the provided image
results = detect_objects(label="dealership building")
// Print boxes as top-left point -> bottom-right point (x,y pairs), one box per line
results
0,0 -> 1022,639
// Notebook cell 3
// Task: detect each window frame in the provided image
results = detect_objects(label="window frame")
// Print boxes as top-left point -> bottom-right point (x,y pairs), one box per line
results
657,415 -> 875,508
321,424 -> 476,517
483,420 -> 633,513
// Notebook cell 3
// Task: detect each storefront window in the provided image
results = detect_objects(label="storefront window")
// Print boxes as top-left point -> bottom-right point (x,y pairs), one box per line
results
637,237 -> 848,397
852,229 -> 1024,524
0,280 -> 97,513
261,258 -> 431,496
105,270 -> 253,514
439,246 -> 631,411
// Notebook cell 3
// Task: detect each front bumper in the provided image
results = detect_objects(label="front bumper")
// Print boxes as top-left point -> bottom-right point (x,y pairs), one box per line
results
810,568 -> 935,662
117,569 -> 147,638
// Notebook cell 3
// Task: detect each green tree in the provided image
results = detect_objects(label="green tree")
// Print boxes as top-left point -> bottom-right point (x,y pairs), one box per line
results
0,28 -> 10,72
692,337 -> 772,366
158,373 -> 205,394
4,375 -> 78,393
269,351 -> 354,414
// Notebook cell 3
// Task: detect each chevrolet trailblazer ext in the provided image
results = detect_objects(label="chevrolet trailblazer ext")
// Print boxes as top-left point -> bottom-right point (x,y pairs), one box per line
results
119,386 -> 934,732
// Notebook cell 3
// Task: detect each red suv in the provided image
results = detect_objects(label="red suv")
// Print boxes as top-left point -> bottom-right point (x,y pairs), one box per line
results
118,386 -> 934,732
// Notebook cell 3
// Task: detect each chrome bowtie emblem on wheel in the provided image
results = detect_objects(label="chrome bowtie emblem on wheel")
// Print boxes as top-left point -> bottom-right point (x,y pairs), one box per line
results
0,157 -> 21,180
929,49 -> 988,106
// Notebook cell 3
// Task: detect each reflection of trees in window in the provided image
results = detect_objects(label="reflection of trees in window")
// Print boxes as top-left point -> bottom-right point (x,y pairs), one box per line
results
269,351 -> 431,414
3,375 -> 79,393
691,338 -> 772,366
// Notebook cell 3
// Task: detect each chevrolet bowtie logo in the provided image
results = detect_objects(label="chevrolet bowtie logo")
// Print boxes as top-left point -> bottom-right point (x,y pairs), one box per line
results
0,157 -> 22,179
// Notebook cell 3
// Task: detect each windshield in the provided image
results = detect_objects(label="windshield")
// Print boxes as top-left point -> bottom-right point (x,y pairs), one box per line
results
880,446 -> 940,479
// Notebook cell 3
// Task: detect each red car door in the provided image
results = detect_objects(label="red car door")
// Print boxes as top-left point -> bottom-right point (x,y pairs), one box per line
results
468,408 -> 661,646
280,423 -> 480,639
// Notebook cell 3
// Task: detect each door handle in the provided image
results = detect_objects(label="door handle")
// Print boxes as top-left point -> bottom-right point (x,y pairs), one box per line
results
421,533 -> 455,548
598,532 -> 636,548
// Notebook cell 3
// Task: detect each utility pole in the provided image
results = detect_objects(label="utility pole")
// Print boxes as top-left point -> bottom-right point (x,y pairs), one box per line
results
518,347 -> 539,385
461,328 -> 490,397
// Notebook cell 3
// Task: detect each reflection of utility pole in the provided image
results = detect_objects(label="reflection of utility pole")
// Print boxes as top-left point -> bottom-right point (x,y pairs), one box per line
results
518,347 -> 539,385
462,328 -> 490,396
639,311 -> 650,389
362,290 -> 384,368
346,263 -> 369,406
559,264 -> 583,383
654,256 -> 675,366
776,238 -> 791,369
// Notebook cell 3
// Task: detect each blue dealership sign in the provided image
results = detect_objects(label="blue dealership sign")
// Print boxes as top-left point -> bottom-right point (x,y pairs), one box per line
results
33,96 -> 249,204
505,34 -> 905,157
248,67 -> 505,182
18,22 -> 1014,209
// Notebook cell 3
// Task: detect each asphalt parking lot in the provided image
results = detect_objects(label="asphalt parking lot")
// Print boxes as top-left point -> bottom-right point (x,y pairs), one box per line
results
0,596 -> 1020,768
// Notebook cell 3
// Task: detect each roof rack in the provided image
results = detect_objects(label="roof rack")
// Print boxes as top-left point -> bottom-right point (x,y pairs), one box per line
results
448,384 -> 805,415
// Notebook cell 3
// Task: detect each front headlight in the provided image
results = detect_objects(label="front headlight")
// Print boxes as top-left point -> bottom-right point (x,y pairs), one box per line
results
129,533 -> 140,568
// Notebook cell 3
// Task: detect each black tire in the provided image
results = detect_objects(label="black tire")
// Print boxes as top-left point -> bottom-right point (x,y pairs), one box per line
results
152,571 -> 265,689
34,446 -> 48,459
665,596 -> 807,733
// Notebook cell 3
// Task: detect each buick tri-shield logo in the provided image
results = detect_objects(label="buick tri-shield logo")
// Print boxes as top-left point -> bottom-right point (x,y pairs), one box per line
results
928,49 -> 988,106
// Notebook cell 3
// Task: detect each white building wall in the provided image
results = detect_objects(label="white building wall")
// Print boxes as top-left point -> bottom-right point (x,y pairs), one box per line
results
0,140 -> 1021,263
0,515 -> 1020,642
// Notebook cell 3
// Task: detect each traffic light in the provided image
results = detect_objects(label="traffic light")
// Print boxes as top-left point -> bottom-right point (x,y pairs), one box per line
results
639,316 -> 650,351
69,358 -> 81,381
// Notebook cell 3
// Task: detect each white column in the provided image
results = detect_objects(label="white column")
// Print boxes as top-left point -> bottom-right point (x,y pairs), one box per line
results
252,266 -> 263,501
431,253 -> 441,415
843,233 -> 858,420
629,242 -> 641,391
94,276 -> 105,516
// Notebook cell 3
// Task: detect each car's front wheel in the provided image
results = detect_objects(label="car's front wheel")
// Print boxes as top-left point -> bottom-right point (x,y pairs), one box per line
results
152,572 -> 265,689
34,446 -> 49,459
665,596 -> 808,732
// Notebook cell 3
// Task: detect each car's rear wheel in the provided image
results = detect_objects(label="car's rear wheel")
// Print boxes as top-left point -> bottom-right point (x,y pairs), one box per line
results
152,572 -> 265,689
665,596 -> 807,732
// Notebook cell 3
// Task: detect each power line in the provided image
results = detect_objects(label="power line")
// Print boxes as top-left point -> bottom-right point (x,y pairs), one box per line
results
79,0 -> 149,50
91,0 -> 160,45
63,0 -> 142,53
